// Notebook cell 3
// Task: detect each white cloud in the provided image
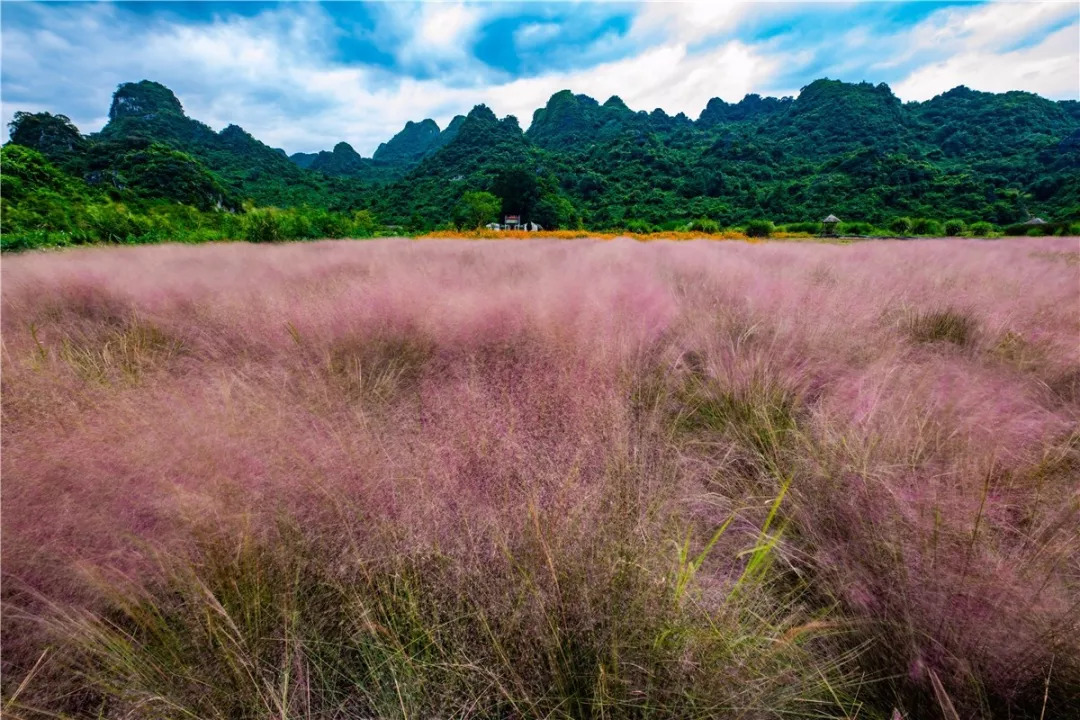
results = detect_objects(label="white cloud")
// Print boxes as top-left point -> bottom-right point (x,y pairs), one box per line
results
871,1 -> 1078,72
894,23 -> 1080,101
485,40 -> 782,123
382,2 -> 491,73
515,22 -> 561,49
628,1 -> 750,45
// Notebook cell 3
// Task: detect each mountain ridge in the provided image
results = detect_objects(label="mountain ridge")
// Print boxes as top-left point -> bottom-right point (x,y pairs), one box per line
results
4,77 -> 1078,234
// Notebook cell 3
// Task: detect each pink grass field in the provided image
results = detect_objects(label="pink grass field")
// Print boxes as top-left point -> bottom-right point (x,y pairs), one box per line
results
2,236 -> 1079,718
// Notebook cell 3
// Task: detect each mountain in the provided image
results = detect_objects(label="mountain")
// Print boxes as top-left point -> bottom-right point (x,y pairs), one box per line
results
290,115 -> 470,178
289,152 -> 319,169
4,76 -> 1079,238
697,93 -> 791,127
94,80 -> 337,206
373,119 -> 441,165
527,90 -> 637,149
303,142 -> 370,176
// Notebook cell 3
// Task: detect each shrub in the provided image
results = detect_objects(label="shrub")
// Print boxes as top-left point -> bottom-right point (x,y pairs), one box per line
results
838,221 -> 872,236
688,217 -> 720,234
743,219 -> 774,238
888,217 -> 912,235
943,219 -> 966,236
968,221 -> 995,237
783,221 -> 820,234
909,218 -> 943,236
86,202 -> 152,243
352,209 -> 378,237
624,219 -> 655,234
241,208 -> 285,243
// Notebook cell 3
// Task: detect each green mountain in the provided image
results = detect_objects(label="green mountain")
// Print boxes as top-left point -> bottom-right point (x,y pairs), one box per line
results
373,118 -> 441,165
94,80 -> 346,206
290,115 -> 470,179
304,142 -> 370,176
4,77 -> 1079,243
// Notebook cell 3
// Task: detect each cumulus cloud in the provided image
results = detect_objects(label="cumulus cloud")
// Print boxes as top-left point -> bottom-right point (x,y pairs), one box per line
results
894,23 -> 1080,101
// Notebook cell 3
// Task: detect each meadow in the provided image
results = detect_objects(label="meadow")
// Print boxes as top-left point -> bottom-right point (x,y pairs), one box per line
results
2,237 -> 1078,719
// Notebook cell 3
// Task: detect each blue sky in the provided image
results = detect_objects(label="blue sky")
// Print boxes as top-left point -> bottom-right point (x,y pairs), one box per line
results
2,1 -> 1077,155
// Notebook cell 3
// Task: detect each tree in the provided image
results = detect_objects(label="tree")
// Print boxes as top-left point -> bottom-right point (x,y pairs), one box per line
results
492,167 -> 539,220
8,111 -> 87,165
532,193 -> 577,229
456,191 -> 500,229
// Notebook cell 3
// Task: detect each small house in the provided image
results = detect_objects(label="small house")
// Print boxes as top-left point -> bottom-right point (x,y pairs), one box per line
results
822,214 -> 841,235
1024,217 -> 1047,225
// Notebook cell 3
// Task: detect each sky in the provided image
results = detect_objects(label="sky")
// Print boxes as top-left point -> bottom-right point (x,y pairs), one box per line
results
2,1 -> 1077,155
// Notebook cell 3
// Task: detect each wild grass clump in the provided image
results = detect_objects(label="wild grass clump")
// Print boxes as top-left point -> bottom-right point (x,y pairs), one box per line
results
905,307 -> 978,346
742,219 -> 774,238
3,236 -> 1078,719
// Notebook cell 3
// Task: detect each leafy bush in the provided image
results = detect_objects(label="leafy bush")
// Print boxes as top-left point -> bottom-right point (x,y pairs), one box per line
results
455,190 -> 500,229
352,209 -> 378,236
838,221 -> 873,235
943,219 -> 966,236
888,217 -> 912,235
783,221 -> 820,234
87,203 -> 153,243
624,219 -> 655,234
743,219 -> 774,237
242,209 -> 285,243
909,218 -> 943,235
688,217 -> 720,234
968,221 -> 995,237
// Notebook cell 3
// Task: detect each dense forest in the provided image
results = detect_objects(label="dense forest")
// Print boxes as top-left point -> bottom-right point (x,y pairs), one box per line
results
3,78 -> 1079,248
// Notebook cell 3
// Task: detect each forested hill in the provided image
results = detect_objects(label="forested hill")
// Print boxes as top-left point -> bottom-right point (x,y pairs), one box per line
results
3,77 -> 1078,244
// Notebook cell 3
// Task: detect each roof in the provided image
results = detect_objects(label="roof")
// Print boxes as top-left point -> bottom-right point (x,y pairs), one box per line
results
1024,217 -> 1047,224
822,214 -> 841,222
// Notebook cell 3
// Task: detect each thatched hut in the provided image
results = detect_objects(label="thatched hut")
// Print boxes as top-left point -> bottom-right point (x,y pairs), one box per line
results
822,214 -> 841,235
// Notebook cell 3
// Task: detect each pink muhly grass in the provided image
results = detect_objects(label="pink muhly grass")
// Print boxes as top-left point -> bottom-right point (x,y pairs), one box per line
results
2,236 -> 1078,718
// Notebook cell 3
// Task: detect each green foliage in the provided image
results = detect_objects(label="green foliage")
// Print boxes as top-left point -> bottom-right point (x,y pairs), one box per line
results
113,143 -> 239,210
944,219 -> 966,236
532,193 -> 577,229
7,111 -> 86,165
910,218 -> 943,235
624,219 -> 656,234
492,166 -> 539,218
743,219 -> 774,237
689,217 -> 720,234
889,217 -> 913,235
455,190 -> 501,229
968,221 -> 995,237
838,221 -> 873,235
352,209 -> 378,236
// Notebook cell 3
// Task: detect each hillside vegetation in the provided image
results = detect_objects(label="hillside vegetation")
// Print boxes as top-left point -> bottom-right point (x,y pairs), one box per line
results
2,79 -> 1078,248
